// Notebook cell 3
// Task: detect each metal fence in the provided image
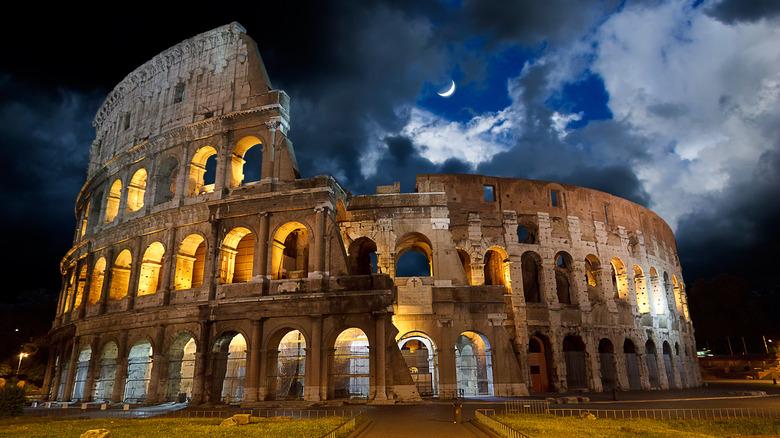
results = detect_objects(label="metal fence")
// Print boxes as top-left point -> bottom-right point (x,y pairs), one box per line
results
321,410 -> 366,438
474,409 -> 532,438
25,405 -> 360,420
547,407 -> 780,420
505,399 -> 550,415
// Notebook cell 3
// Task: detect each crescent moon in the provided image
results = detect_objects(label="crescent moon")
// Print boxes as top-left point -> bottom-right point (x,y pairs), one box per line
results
437,80 -> 456,97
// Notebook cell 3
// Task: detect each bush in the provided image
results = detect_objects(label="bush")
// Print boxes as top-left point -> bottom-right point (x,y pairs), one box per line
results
0,383 -> 27,415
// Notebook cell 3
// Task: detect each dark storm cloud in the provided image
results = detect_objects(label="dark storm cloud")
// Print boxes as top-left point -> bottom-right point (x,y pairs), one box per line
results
0,77 -> 101,293
676,147 -> 780,284
705,0 -> 780,24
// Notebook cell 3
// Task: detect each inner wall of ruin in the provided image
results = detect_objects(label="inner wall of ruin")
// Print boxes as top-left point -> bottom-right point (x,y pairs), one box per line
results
45,22 -> 700,405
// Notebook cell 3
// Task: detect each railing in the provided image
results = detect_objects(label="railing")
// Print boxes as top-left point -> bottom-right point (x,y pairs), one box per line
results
474,409 -> 531,438
25,405 -> 359,420
547,407 -> 780,420
505,399 -> 550,415
320,410 -> 366,438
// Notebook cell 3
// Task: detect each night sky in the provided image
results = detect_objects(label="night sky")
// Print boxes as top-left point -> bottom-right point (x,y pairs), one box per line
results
1,0 -> 779,319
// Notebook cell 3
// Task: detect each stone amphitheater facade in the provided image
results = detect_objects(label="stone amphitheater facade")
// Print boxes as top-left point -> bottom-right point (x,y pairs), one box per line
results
44,22 -> 701,405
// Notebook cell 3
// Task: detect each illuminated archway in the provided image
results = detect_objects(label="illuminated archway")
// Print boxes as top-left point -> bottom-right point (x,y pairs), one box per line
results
484,247 -> 511,293
188,146 -> 217,196
522,252 -> 542,303
219,227 -> 254,284
126,168 -> 147,213
398,331 -> 439,396
271,222 -> 309,280
93,341 -> 118,402
610,258 -> 628,301
395,232 -> 433,277
214,333 -> 247,404
71,345 -> 91,401
124,339 -> 153,403
165,334 -> 196,402
275,330 -> 307,400
230,136 -> 263,187
104,179 -> 122,223
137,242 -> 165,296
348,237 -> 378,275
88,257 -> 106,305
333,327 -> 370,399
455,331 -> 493,396
109,250 -> 132,301
175,234 -> 206,290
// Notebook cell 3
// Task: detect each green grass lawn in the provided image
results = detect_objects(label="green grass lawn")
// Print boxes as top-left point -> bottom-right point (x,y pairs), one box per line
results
0,416 -> 348,438
491,414 -> 780,438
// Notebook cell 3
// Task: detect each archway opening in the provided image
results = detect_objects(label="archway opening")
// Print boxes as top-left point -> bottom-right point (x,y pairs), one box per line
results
188,146 -> 217,196
272,222 -> 310,279
663,341 -> 676,389
457,249 -> 473,285
231,136 -> 263,186
109,250 -> 132,301
219,334 -> 247,404
522,252 -> 542,303
623,339 -> 641,390
528,335 -> 551,393
455,331 -> 493,397
598,339 -> 616,391
138,242 -> 165,296
71,346 -> 91,401
398,332 -> 438,397
554,252 -> 574,304
348,237 -> 378,275
88,257 -> 106,305
175,234 -> 206,290
585,254 -> 602,302
276,330 -> 306,400
93,341 -> 118,402
154,156 -> 179,205
645,339 -> 660,388
219,228 -> 254,284
124,339 -> 153,403
484,247 -> 511,293
333,328 -> 370,399
126,168 -> 147,213
563,336 -> 587,389
104,180 -> 122,223
395,232 -> 433,278
166,335 -> 196,402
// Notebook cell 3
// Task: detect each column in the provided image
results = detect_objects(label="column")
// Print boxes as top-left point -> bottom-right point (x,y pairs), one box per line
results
190,321 -> 211,404
127,238 -> 143,309
160,228 -> 175,305
206,218 -> 221,301
244,319 -> 263,402
255,213 -> 269,282
373,313 -> 387,401
311,206 -> 327,278
82,335 -> 101,402
305,316 -> 322,401
146,325 -> 167,403
98,248 -> 114,315
63,338 -> 81,401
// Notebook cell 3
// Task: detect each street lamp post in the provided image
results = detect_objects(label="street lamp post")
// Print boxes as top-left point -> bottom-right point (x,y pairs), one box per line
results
16,353 -> 28,376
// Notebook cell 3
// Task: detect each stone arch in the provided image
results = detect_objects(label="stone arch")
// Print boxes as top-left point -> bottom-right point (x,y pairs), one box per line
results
554,251 -> 574,304
584,254 -> 602,302
348,236 -> 378,275
648,267 -> 666,315
521,251 -> 543,303
137,241 -> 165,296
93,340 -> 118,402
154,156 -> 179,205
126,168 -> 147,213
484,246 -> 511,293
610,258 -> 629,301
71,344 -> 92,401
74,264 -> 88,309
516,222 -> 537,244
455,331 -> 494,397
662,341 -> 676,389
271,221 -> 310,280
332,327 -> 370,399
266,327 -> 308,400
219,227 -> 254,284
598,338 -> 617,390
398,331 -> 439,397
623,339 -> 642,390
188,146 -> 217,196
109,249 -> 132,301
562,335 -> 587,389
175,234 -> 207,290
645,339 -> 660,388
230,135 -> 263,187
104,179 -> 122,223
395,232 -> 433,277
528,334 -> 552,392
165,333 -> 197,402
212,332 -> 247,404
124,337 -> 153,403
672,275 -> 684,315
456,248 -> 473,285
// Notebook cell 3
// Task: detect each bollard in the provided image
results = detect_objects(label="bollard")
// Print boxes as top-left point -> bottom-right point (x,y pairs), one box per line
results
82,403 -> 88,410
123,404 -> 130,411
453,398 -> 462,424
101,404 -> 107,410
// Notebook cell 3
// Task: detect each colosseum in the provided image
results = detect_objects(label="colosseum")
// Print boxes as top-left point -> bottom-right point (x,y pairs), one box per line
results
44,22 -> 701,406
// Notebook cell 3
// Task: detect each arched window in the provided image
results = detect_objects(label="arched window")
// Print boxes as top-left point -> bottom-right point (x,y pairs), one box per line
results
521,252 -> 542,303
188,146 -> 217,196
104,180 -> 122,223
230,136 -> 263,187
484,247 -> 511,293
137,242 -> 165,296
333,328 -> 370,399
554,252 -> 574,304
88,257 -> 106,305
124,339 -> 153,403
220,228 -> 254,284
175,234 -> 206,290
126,168 -> 147,213
272,222 -> 309,280
348,237 -> 378,275
395,232 -> 433,277
109,250 -> 132,301
154,157 -> 179,205
610,258 -> 628,301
